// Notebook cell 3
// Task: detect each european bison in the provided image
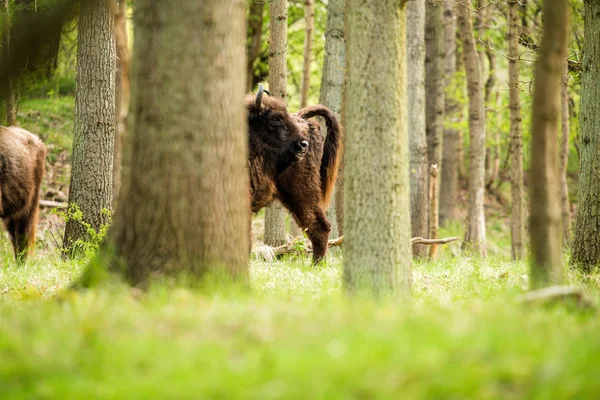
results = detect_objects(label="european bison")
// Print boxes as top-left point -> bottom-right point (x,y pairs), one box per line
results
0,126 -> 46,261
247,84 -> 342,263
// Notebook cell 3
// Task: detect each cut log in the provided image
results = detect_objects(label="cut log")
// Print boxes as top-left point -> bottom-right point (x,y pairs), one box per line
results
39,200 -> 68,209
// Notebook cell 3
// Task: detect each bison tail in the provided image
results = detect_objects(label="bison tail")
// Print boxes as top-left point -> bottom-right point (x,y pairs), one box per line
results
296,105 -> 343,208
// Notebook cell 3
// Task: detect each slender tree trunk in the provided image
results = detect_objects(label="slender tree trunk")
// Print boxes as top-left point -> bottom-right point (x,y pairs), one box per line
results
344,0 -> 411,298
264,0 -> 288,246
407,0 -> 428,258
428,164 -> 439,260
508,0 -> 525,260
484,48 -> 498,187
247,0 -> 265,92
439,2 -> 459,225
113,0 -> 129,207
300,0 -> 314,108
425,0 -> 444,169
529,0 -> 569,287
457,3 -> 486,256
572,0 -> 600,270
319,0 -> 345,239
63,0 -> 115,256
4,0 -> 16,126
560,61 -> 570,247
87,0 -> 249,286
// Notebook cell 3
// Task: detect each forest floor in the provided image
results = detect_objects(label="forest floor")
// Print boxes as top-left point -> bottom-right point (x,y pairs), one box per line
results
1,96 -> 598,398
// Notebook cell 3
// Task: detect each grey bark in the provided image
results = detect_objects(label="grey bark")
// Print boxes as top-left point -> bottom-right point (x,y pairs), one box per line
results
4,0 -> 16,126
508,0 -> 525,260
572,0 -> 600,270
113,0 -> 129,207
63,0 -> 115,256
264,0 -> 288,246
407,0 -> 428,258
439,2 -> 459,225
344,0 -> 411,298
98,0 -> 249,285
300,0 -> 314,108
425,0 -> 444,169
530,0 -> 569,287
457,3 -> 486,256
319,0 -> 345,239
247,0 -> 265,92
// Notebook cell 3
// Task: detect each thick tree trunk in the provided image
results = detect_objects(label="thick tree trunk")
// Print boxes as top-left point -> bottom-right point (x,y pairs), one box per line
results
560,61 -> 570,247
93,0 -> 249,286
319,0 -> 345,239
530,0 -> 569,287
247,0 -> 264,92
300,0 -> 314,108
344,0 -> 411,298
457,3 -> 486,256
264,0 -> 288,246
407,0 -> 428,258
439,2 -> 459,225
63,0 -> 115,256
113,0 -> 129,207
508,0 -> 525,260
572,0 -> 600,270
425,0 -> 444,169
4,0 -> 16,126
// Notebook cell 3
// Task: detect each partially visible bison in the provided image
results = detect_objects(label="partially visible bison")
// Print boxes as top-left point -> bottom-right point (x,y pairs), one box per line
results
0,126 -> 46,262
247,84 -> 342,263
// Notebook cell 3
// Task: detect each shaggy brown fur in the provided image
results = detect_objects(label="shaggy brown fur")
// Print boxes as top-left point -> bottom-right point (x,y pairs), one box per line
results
0,126 -> 46,261
246,88 -> 343,264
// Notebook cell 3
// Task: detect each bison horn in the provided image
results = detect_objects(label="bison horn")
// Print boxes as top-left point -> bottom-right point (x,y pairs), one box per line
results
255,83 -> 271,109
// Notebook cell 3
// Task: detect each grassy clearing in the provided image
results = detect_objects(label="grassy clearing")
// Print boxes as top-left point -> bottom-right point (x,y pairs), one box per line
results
1,250 -> 599,399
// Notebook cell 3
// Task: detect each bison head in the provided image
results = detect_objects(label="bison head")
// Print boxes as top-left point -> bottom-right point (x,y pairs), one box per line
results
247,84 -> 309,164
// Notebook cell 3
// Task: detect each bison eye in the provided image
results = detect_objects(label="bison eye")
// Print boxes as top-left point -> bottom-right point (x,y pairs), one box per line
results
269,116 -> 282,127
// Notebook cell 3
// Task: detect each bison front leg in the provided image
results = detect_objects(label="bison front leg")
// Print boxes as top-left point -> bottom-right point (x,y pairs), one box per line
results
6,208 -> 38,262
291,207 -> 331,265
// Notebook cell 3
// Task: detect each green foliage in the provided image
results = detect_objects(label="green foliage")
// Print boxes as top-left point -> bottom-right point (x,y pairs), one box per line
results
54,204 -> 112,258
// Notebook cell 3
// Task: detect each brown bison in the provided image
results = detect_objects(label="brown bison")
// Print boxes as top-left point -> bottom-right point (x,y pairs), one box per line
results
0,126 -> 46,261
247,84 -> 342,264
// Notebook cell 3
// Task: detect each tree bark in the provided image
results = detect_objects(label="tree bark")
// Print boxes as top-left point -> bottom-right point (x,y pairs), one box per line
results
428,164 -> 439,260
508,0 -> 525,260
425,0 -> 444,169
90,0 -> 249,286
113,0 -> 129,207
264,0 -> 288,246
63,0 -> 115,256
439,2 -> 459,225
560,60 -> 570,247
4,0 -> 17,126
530,0 -> 569,287
247,0 -> 265,92
407,0 -> 428,258
457,3 -> 486,256
572,0 -> 600,270
300,0 -> 314,108
344,0 -> 411,298
319,0 -> 345,239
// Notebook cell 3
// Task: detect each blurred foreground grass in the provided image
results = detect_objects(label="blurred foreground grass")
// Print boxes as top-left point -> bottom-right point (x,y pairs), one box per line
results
0,248 -> 599,399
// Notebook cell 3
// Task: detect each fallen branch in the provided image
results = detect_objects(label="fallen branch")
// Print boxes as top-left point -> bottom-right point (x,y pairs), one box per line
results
39,200 -> 68,209
518,285 -> 595,310
411,236 -> 460,245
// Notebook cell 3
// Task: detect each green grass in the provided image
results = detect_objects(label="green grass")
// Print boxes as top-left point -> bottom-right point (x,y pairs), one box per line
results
1,250 -> 599,399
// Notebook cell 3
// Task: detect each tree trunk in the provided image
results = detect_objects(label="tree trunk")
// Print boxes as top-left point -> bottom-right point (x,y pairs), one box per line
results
529,0 -> 569,287
572,0 -> 600,270
4,0 -> 16,126
88,0 -> 249,286
344,0 -> 411,298
425,0 -> 444,169
560,61 -> 570,247
264,0 -> 288,246
113,0 -> 129,207
63,0 -> 115,256
407,0 -> 428,258
508,0 -> 525,260
457,3 -> 486,256
300,0 -> 314,108
439,2 -> 459,225
319,0 -> 345,239
247,0 -> 264,92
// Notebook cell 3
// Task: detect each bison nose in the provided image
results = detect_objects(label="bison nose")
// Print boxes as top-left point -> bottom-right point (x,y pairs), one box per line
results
299,140 -> 309,150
